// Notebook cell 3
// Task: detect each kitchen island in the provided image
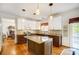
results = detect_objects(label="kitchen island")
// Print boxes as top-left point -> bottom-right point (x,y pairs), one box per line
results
31,31 -> 62,47
25,35 -> 52,55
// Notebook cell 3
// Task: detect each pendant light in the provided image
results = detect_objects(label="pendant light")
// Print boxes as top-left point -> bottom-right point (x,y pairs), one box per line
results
33,3 -> 40,15
36,3 -> 40,15
49,3 -> 53,20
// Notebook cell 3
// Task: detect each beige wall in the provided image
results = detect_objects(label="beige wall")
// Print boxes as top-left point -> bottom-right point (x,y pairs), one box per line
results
61,8 -> 79,47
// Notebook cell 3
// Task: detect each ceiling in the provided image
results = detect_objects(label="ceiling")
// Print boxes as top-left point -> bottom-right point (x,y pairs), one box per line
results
0,3 -> 79,21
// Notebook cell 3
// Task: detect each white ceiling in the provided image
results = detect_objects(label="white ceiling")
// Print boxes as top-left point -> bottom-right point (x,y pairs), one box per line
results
0,3 -> 79,21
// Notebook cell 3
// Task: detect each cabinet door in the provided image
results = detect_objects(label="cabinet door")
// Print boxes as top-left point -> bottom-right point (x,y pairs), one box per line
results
62,25 -> 69,46
53,16 -> 62,30
49,16 -> 62,30
41,26 -> 48,31
62,37 -> 70,47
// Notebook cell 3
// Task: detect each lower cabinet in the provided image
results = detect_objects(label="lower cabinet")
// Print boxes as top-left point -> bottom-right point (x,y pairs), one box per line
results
52,36 -> 62,47
28,39 -> 52,55
28,40 -> 44,55
17,35 -> 27,44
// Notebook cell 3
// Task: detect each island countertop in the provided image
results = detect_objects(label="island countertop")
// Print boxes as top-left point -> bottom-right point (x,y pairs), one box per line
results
25,35 -> 52,44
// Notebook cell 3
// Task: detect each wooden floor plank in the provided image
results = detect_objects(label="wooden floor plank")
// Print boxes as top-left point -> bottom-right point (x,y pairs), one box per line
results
1,38 -> 67,55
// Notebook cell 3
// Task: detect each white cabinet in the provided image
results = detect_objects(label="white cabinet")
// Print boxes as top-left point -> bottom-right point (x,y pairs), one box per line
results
49,16 -> 62,30
35,22 -> 41,30
62,24 -> 69,47
41,26 -> 48,31
62,37 -> 70,47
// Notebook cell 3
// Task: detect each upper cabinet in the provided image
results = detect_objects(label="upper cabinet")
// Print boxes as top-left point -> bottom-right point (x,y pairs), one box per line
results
34,22 -> 41,30
41,22 -> 48,31
49,16 -> 62,30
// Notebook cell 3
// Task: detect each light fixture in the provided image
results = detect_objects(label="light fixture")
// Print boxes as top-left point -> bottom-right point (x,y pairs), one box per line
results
22,9 -> 26,12
49,3 -> 53,20
33,3 -> 40,15
36,3 -> 40,15
49,14 -> 53,20
36,8 -> 40,15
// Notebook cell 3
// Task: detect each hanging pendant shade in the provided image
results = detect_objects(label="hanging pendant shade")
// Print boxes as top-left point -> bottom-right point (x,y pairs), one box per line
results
36,8 -> 40,15
34,3 -> 40,15
49,3 -> 53,20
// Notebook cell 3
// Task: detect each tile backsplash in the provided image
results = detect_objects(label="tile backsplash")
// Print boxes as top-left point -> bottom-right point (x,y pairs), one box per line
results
49,30 -> 62,36
30,30 -> 62,36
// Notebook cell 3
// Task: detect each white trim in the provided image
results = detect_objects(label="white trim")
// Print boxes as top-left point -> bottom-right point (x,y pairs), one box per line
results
14,18 -> 18,44
0,17 -> 3,50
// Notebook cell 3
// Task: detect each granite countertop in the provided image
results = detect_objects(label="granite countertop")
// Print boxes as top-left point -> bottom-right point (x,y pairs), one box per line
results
31,31 -> 62,36
25,35 -> 52,44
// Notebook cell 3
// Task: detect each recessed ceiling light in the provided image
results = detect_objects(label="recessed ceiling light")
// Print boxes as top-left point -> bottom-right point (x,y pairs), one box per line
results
49,3 -> 53,6
22,9 -> 26,12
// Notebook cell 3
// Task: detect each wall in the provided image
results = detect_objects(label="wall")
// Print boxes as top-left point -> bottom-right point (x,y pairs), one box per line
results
61,8 -> 79,47
2,18 -> 15,36
49,8 -> 79,47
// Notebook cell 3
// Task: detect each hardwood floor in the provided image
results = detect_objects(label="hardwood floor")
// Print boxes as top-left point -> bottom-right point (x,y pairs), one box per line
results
2,38 -> 30,55
53,46 -> 68,55
1,38 -> 68,55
